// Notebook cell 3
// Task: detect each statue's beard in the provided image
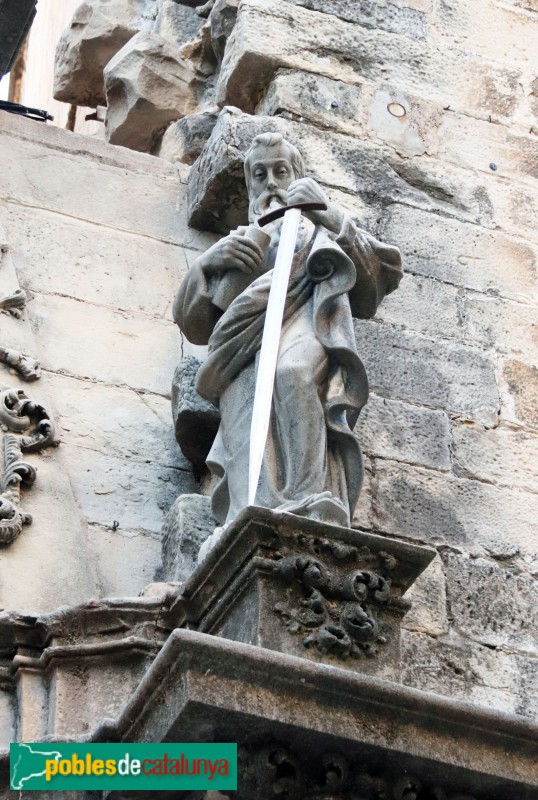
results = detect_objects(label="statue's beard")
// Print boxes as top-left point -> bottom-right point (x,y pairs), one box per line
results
248,188 -> 288,223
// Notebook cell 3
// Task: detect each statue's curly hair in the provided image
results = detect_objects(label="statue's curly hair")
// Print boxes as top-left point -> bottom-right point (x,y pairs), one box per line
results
244,133 -> 305,182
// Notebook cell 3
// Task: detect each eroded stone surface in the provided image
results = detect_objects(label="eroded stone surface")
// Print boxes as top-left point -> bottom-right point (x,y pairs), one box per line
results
53,0 -> 147,107
354,320 -> 499,425
443,553 -> 538,653
380,204 -> 538,303
171,356 -> 220,470
104,30 -> 200,151
501,360 -> 538,430
356,394 -> 451,471
162,493 -> 215,581
453,424 -> 538,493
158,111 -> 218,164
373,460 -> 538,560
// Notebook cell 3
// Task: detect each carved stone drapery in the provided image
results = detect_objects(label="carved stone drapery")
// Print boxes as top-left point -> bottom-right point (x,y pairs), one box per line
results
0,388 -> 58,544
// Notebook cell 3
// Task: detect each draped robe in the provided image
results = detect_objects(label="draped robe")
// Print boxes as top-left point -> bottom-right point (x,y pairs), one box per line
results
175,215 -> 402,528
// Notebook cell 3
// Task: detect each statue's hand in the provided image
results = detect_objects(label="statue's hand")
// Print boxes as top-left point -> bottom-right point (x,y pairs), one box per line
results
287,178 -> 331,223
287,178 -> 344,234
199,230 -> 264,276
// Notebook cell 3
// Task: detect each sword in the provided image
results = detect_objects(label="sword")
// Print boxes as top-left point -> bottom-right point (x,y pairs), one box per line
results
248,201 -> 327,506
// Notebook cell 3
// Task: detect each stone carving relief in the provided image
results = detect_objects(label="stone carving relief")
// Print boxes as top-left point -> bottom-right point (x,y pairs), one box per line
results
241,744 -> 478,800
0,287 -> 27,318
0,347 -> 41,382
0,389 -> 58,545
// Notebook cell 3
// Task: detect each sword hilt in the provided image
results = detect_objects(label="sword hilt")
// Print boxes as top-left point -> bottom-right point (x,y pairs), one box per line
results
257,202 -> 328,227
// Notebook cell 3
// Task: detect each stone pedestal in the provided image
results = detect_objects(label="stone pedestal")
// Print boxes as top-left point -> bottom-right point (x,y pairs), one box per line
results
173,507 -> 435,679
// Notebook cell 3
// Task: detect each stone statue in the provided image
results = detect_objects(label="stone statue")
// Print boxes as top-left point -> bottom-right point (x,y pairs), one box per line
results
173,133 -> 402,531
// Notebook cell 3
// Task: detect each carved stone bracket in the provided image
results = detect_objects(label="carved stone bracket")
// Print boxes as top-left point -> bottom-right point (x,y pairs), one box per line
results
0,346 -> 41,381
0,388 -> 58,544
174,507 -> 435,677
0,288 -> 27,318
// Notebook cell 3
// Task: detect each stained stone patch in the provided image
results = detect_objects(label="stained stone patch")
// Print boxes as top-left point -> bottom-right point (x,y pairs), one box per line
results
354,320 -> 499,425
356,395 -> 451,471
259,69 -> 363,135
158,111 -> 219,164
380,204 -> 538,303
162,493 -> 215,582
373,461 -> 538,561
443,553 -> 538,653
501,359 -> 538,430
284,0 -> 427,40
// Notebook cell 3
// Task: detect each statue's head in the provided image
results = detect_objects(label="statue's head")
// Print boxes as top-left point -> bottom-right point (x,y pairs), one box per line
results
244,133 -> 305,222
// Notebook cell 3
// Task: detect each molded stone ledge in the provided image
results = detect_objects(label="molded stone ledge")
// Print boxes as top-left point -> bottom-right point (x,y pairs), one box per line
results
171,506 -> 436,679
95,629 -> 538,799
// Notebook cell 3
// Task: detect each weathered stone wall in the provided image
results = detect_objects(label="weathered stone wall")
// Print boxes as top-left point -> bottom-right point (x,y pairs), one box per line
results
171,0 -> 538,721
0,110 -> 210,606
8,0 -> 538,728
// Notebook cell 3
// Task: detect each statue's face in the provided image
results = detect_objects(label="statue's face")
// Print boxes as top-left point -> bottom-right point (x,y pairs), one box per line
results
246,144 -> 295,220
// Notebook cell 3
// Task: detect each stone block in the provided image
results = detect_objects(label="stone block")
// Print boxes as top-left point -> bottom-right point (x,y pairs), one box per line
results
45,372 -> 190,471
0,450 -> 98,613
430,0 -> 538,64
285,0 -> 427,39
53,0 -> 146,107
64,443 -> 198,535
438,112 -> 538,183
501,359 -> 538,430
209,0 -> 239,62
373,460 -> 538,560
171,356 -> 220,470
161,493 -> 215,582
453,423 -> 538,493
0,120 -> 202,248
153,0 -> 202,46
401,555 -> 448,637
217,0 -> 522,122
259,69 -> 363,137
1,204 -> 188,321
443,552 -> 538,654
104,30 -> 201,152
380,204 -> 538,303
158,110 -> 218,164
87,524 -> 164,596
375,273 -> 462,341
27,293 -> 182,397
354,320 -> 499,425
356,394 -> 451,470
401,630 -> 531,718
188,108 -> 442,232
367,84 -> 442,158
461,292 -> 538,364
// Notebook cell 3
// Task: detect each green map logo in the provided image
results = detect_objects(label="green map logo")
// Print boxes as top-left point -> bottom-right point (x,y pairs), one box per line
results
11,743 -> 63,790
10,743 -> 237,791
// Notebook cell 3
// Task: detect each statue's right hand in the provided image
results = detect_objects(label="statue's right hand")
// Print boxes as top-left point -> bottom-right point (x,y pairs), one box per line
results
199,232 -> 264,275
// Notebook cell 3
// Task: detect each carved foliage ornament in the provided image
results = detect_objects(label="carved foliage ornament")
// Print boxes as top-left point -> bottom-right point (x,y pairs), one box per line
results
267,541 -> 402,659
0,347 -> 41,381
242,745 -> 478,800
0,389 -> 58,545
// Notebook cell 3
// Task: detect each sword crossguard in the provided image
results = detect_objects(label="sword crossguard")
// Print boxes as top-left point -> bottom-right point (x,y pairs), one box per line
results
257,202 -> 328,227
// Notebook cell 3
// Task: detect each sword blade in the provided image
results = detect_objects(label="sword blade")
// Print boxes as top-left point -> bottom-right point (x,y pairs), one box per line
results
248,207 -> 302,506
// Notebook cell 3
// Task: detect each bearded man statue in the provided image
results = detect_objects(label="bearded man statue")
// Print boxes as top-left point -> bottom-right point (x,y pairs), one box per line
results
173,133 -> 402,531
